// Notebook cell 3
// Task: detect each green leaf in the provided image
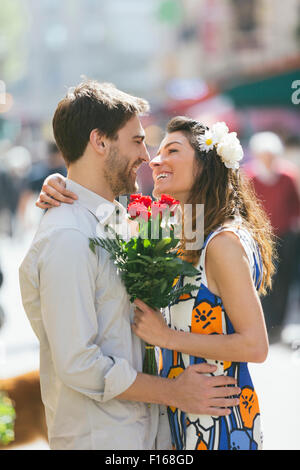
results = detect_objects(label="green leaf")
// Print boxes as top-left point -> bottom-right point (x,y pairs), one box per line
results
126,259 -> 150,267
89,239 -> 96,254
88,224 -> 201,312
153,237 -> 179,255
177,261 -> 200,277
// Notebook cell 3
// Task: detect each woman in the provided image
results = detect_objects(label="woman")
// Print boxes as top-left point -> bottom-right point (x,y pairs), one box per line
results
36,117 -> 274,450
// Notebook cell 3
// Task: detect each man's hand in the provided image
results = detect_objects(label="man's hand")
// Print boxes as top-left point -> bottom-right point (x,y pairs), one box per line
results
172,362 -> 240,415
36,173 -> 78,209
117,363 -> 240,416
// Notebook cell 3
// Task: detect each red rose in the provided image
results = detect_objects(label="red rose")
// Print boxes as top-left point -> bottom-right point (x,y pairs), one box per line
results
159,194 -> 180,207
129,194 -> 152,209
128,202 -> 151,221
139,195 -> 152,209
151,201 -> 169,219
130,193 -> 143,203
158,194 -> 180,217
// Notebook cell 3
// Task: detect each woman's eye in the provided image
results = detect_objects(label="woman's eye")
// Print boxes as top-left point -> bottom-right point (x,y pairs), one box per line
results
168,149 -> 177,154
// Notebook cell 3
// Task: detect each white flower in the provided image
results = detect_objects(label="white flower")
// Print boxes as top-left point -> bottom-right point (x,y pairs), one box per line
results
198,130 -> 216,152
197,121 -> 243,170
211,121 -> 229,142
216,132 -> 244,170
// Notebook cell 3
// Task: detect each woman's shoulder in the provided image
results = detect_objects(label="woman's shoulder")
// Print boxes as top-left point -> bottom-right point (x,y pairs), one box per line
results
206,228 -> 247,264
198,221 -> 262,290
206,220 -> 252,247
205,222 -> 257,264
204,222 -> 262,287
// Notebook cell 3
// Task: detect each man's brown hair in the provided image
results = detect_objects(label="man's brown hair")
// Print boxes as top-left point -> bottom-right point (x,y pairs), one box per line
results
52,80 -> 149,165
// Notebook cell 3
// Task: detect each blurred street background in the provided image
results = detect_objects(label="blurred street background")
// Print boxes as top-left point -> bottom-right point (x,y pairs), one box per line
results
0,0 -> 300,450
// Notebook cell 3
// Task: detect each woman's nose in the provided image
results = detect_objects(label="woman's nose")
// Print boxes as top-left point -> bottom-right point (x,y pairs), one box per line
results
149,154 -> 162,169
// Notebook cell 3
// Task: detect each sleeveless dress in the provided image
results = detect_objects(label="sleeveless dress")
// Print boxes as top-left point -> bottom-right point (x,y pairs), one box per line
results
160,224 -> 264,450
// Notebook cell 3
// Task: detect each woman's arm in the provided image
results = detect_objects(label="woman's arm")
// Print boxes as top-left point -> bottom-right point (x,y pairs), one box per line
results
35,173 -> 78,209
133,231 -> 269,363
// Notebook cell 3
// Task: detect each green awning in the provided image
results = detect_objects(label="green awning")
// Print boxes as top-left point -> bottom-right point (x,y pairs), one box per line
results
223,69 -> 300,108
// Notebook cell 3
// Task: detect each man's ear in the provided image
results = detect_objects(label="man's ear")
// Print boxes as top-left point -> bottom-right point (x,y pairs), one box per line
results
89,129 -> 107,156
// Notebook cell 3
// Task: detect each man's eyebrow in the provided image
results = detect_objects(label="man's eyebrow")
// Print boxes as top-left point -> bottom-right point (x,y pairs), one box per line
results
157,140 -> 183,155
133,134 -> 145,140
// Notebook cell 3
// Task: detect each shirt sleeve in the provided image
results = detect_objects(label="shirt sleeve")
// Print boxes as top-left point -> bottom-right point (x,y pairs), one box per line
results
38,228 -> 137,402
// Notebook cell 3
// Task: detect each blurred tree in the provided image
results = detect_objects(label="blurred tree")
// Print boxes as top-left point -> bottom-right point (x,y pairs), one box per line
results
0,0 -> 29,84
157,0 -> 183,25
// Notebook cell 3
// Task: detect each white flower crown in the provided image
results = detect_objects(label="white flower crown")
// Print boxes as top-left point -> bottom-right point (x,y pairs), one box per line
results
197,122 -> 243,170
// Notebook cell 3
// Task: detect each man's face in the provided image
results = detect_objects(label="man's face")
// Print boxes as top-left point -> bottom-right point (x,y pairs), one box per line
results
104,115 -> 150,196
255,151 -> 277,171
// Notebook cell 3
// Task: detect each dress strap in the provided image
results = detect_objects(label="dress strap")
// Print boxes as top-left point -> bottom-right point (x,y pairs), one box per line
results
198,225 -> 263,290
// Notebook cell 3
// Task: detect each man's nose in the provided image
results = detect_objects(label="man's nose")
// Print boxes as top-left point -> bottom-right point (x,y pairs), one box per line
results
141,142 -> 150,163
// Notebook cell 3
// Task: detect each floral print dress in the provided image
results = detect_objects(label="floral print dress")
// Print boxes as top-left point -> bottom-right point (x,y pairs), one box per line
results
160,224 -> 264,450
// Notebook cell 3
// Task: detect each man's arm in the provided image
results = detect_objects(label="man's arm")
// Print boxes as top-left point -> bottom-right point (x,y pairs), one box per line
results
39,228 -> 137,402
39,228 -> 240,414
117,366 -> 240,416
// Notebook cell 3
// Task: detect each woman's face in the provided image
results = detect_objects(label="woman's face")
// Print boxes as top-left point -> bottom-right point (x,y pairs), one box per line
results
150,131 -> 199,203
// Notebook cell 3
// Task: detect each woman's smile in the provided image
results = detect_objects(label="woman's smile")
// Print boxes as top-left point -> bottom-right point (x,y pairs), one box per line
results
150,131 -> 197,202
154,171 -> 173,183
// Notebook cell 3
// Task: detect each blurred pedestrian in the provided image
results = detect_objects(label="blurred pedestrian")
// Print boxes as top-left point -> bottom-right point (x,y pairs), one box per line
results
246,131 -> 300,342
17,142 -> 67,230
0,167 -> 14,235
25,141 -> 67,194
0,146 -> 31,237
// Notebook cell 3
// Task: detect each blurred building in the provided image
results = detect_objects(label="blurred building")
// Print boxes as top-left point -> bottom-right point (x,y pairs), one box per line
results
161,0 -> 300,83
0,0 -> 299,142
1,0 -> 173,121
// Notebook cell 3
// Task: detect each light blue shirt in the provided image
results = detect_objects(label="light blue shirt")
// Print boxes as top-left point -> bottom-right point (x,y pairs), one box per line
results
19,179 -> 160,450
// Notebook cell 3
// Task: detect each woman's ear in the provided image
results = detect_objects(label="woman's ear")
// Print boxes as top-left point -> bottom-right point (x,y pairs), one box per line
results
89,129 -> 107,156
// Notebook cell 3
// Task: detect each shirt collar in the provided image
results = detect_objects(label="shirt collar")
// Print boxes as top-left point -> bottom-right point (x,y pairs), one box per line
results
65,178 -> 127,225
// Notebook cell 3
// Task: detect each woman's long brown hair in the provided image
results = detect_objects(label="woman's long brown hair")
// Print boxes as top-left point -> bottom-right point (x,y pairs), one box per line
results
167,116 -> 276,295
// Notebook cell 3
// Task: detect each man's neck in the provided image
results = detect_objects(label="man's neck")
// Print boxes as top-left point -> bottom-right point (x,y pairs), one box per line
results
67,167 -> 115,202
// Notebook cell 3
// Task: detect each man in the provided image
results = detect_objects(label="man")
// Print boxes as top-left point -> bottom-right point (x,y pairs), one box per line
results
19,80 -> 240,450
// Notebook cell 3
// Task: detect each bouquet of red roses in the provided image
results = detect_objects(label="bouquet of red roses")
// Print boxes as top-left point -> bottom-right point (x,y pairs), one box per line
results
89,194 -> 199,375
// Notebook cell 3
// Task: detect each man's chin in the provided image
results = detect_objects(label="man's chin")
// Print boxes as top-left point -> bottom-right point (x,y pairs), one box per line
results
119,180 -> 138,195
